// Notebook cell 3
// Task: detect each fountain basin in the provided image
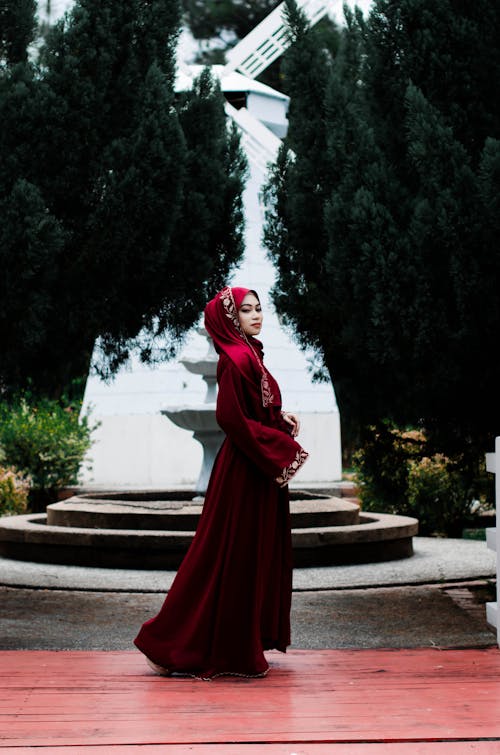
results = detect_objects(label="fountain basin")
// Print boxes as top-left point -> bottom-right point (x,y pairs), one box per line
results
179,358 -> 217,377
161,406 -> 220,433
0,490 -> 418,569
43,492 -> 358,530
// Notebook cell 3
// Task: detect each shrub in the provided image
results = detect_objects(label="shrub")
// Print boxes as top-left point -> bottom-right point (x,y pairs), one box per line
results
407,454 -> 471,536
0,396 -> 96,511
353,422 -> 489,536
0,465 -> 30,516
353,422 -> 426,513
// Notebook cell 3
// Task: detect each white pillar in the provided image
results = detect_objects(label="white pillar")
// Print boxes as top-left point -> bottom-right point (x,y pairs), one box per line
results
485,437 -> 499,646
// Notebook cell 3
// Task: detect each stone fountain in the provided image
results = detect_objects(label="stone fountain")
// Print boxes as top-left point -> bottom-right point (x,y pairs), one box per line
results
0,330 -> 419,568
161,328 -> 223,494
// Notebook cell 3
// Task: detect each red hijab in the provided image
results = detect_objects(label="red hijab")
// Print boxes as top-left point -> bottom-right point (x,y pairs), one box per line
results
204,286 -> 279,408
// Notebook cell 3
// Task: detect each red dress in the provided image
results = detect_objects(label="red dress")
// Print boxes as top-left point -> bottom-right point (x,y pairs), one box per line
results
134,287 -> 308,679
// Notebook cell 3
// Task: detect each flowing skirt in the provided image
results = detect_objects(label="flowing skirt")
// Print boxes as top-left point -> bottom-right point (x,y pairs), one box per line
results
133,437 -> 293,679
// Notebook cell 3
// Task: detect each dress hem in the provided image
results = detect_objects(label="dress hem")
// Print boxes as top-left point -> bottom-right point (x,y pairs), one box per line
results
139,648 -> 271,682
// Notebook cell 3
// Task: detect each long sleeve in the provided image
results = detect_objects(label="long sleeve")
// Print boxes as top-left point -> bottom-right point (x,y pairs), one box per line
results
216,359 -> 308,486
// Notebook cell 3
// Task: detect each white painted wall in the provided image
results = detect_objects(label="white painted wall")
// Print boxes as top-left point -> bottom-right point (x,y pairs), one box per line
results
247,91 -> 289,138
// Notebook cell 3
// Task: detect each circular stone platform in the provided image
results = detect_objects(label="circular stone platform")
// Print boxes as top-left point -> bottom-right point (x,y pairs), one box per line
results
0,490 -> 418,569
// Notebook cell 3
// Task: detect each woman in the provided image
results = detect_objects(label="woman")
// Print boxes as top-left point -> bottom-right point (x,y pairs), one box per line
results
134,286 -> 308,679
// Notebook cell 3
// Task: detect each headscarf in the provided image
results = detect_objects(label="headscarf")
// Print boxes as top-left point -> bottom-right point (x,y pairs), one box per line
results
204,286 -> 277,408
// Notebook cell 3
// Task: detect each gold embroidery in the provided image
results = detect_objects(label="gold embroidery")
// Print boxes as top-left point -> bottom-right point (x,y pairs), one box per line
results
220,286 -> 243,335
276,449 -> 309,486
193,668 -> 269,682
261,374 -> 274,407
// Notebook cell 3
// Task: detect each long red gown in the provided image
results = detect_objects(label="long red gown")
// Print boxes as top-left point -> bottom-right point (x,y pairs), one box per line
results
134,343 -> 308,679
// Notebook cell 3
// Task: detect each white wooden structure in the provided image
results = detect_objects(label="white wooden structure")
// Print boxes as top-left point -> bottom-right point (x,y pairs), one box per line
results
223,0 -> 332,79
485,438 -> 500,646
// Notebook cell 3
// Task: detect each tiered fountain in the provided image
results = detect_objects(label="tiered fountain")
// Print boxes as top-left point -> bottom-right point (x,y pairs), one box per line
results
0,332 -> 418,568
161,328 -> 223,494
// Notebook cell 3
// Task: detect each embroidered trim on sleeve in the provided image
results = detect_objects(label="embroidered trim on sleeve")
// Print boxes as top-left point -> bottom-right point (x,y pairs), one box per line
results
276,448 -> 309,487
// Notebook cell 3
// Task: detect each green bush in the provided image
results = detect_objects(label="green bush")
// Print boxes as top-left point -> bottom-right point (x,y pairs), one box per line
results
406,454 -> 471,536
352,422 -> 426,513
0,465 -> 30,516
352,422 -> 489,536
0,396 -> 97,511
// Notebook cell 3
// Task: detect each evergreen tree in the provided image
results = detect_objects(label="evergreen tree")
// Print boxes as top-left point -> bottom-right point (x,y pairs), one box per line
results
264,1 -> 361,454
264,0 -> 500,459
0,179 -> 65,388
322,8 -> 407,447
359,0 -> 500,455
0,0 -> 37,64
264,0 -> 333,358
164,68 -> 246,335
0,0 -> 246,396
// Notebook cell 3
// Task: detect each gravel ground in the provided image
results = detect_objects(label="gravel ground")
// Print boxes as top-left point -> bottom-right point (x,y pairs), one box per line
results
0,580 -> 495,652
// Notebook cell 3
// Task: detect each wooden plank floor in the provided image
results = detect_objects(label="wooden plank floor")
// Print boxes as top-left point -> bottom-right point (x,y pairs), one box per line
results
3,746 -> 500,755
1,648 -> 500,751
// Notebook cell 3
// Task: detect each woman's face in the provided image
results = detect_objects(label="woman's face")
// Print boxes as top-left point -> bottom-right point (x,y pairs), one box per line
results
238,292 -> 263,336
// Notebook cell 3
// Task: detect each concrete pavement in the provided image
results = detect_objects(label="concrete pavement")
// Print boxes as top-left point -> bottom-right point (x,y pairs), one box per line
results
0,536 -> 495,592
0,536 -> 497,652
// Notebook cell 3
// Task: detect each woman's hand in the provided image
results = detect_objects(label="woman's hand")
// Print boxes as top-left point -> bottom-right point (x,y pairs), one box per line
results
281,411 -> 300,438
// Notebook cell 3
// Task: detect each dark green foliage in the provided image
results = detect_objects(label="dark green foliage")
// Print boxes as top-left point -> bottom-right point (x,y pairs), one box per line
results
264,0 -> 500,464
0,0 -> 37,64
353,423 -> 426,514
0,179 -> 65,388
353,422 -> 491,536
0,395 -> 96,511
0,0 -> 246,395
365,0 -> 500,165
263,0 -> 333,354
163,68 -> 247,336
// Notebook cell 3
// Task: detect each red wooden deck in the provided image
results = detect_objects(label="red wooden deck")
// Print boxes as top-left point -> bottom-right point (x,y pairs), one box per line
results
1,648 -> 500,752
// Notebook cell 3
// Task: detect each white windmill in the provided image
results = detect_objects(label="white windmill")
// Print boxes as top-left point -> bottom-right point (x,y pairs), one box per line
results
81,0 -> 346,490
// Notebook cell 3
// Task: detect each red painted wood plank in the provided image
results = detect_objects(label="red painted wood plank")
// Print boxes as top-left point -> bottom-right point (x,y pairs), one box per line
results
2,745 -> 500,754
1,649 -> 500,748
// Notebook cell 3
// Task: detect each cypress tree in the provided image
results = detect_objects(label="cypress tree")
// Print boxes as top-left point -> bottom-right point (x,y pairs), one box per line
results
0,0 -> 246,396
264,0 -> 500,459
264,0 -> 336,364
0,179 -> 65,388
264,2 -> 366,454
360,0 -> 500,454
164,68 -> 246,334
0,0 -> 37,64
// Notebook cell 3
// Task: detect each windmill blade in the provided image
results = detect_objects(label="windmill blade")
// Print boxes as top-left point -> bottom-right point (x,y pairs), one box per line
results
223,0 -> 335,80
225,102 -> 284,175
